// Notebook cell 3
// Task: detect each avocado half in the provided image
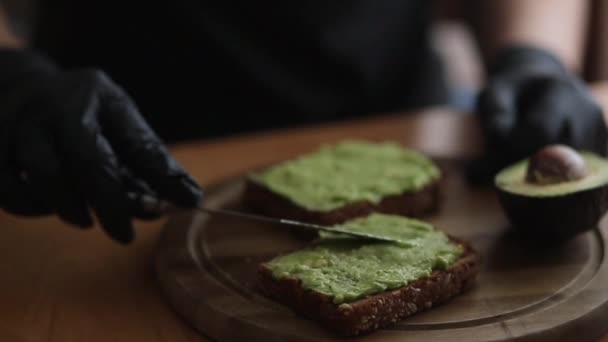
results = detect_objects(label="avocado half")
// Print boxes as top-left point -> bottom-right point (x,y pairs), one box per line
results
495,152 -> 608,240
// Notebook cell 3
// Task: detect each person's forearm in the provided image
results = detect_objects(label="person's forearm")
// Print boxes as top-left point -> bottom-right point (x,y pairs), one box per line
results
0,7 -> 24,48
473,0 -> 589,73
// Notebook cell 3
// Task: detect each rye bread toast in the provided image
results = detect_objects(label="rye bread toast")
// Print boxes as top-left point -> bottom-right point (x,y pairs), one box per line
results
257,239 -> 479,336
243,140 -> 442,225
243,179 -> 441,225
249,142 -> 475,335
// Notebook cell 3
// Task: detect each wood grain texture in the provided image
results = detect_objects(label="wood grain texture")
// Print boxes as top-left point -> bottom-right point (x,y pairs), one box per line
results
156,163 -> 608,341
0,83 -> 607,342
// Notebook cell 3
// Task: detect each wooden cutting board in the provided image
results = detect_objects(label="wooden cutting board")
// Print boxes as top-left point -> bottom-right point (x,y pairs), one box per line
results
155,163 -> 608,341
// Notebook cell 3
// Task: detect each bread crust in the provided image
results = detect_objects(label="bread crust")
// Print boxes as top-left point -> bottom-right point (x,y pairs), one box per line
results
243,178 -> 441,226
257,240 -> 479,336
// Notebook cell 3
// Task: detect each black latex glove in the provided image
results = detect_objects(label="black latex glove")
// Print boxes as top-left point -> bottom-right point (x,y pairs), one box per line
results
470,46 -> 608,184
0,49 -> 202,243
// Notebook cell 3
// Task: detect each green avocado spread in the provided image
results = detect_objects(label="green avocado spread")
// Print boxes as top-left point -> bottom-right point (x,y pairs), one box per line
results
265,213 -> 463,304
250,140 -> 440,212
495,152 -> 608,197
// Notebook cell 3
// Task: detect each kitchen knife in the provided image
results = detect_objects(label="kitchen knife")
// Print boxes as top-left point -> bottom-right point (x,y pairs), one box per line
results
130,193 -> 399,243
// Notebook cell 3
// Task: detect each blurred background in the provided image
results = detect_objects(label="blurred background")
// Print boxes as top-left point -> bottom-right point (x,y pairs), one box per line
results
433,0 -> 608,108
1,0 -> 607,140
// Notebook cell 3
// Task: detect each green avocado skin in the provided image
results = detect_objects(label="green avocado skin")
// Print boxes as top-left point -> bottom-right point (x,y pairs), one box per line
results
265,213 -> 463,304
250,140 -> 440,212
497,186 -> 608,240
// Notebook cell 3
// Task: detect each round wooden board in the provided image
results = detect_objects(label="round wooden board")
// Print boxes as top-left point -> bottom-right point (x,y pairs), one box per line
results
156,164 -> 608,341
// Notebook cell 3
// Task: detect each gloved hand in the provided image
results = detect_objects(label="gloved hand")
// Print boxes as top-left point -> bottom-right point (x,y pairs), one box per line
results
0,49 -> 202,243
470,45 -> 607,184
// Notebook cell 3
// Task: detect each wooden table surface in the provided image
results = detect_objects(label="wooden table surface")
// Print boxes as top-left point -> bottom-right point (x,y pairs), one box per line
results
1,83 -> 608,342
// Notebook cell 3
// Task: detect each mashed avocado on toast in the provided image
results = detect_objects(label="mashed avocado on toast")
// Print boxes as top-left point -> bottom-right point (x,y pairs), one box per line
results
265,213 -> 463,304
249,140 -> 440,212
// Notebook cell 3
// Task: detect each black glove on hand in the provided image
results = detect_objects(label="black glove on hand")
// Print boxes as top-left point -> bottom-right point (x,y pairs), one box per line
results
470,46 -> 607,184
0,49 -> 202,243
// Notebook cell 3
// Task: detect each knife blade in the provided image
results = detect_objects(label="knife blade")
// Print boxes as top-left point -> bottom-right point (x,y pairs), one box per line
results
130,193 -> 399,243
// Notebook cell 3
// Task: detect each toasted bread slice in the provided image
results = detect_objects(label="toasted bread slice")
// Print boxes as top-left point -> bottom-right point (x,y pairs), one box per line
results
244,140 -> 442,225
244,179 -> 440,225
257,239 -> 479,336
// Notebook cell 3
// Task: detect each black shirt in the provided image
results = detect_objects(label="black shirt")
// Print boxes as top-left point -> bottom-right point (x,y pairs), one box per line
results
33,1 -> 447,142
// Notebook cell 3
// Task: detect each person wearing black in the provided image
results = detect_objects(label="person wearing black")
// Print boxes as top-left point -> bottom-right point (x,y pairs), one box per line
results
0,0 -> 605,243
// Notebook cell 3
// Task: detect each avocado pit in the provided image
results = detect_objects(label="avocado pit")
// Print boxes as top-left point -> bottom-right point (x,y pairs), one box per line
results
525,145 -> 588,185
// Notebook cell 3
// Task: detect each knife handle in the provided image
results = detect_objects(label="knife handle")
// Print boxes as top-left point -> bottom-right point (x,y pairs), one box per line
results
127,192 -> 173,215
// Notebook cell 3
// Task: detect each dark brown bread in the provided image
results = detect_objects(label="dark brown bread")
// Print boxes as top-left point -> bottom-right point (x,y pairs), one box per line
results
243,178 -> 441,226
257,240 -> 479,336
